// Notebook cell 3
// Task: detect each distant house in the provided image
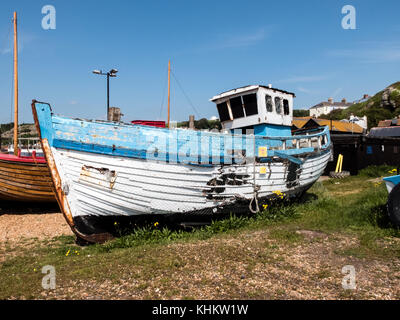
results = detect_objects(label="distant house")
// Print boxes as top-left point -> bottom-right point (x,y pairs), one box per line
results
377,117 -> 400,127
370,116 -> 400,137
309,98 -> 353,118
342,114 -> 368,130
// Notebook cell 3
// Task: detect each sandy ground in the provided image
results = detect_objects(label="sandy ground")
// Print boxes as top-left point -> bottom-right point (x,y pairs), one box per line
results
0,203 -> 72,243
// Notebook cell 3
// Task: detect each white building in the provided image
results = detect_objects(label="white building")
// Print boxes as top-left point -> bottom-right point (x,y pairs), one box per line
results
309,98 -> 353,118
342,114 -> 368,130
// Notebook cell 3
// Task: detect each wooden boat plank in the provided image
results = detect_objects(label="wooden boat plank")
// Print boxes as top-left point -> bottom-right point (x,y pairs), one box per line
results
0,169 -> 52,182
0,166 -> 52,177
0,185 -> 54,200
0,179 -> 54,195
0,175 -> 53,189
0,160 -> 48,171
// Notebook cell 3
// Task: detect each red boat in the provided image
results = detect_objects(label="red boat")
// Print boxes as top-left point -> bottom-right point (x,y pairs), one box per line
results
131,120 -> 166,128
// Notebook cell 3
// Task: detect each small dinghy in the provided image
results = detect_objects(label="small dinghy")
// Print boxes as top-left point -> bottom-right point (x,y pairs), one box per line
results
383,173 -> 400,227
32,85 -> 331,243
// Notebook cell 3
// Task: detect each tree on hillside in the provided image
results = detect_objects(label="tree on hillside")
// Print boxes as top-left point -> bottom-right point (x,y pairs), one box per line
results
293,109 -> 309,117
177,118 -> 221,130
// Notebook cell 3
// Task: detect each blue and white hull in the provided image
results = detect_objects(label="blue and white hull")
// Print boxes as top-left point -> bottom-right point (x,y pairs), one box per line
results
32,101 -> 331,243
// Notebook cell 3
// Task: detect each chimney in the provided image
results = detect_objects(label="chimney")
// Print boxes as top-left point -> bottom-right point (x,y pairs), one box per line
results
267,84 -> 272,88
189,115 -> 195,130
328,98 -> 333,104
108,107 -> 123,122
341,98 -> 347,104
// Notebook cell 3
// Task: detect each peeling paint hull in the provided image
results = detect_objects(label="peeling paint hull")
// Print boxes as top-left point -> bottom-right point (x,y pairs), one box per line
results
45,144 -> 330,243
32,101 -> 331,243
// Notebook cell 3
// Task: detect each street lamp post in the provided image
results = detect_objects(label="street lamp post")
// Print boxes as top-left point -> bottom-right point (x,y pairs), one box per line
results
93,68 -> 118,120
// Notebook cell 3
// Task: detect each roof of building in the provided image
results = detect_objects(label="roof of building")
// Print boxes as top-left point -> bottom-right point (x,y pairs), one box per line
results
378,118 -> 400,127
309,101 -> 353,110
292,117 -> 312,129
301,118 -> 364,133
210,85 -> 295,102
369,126 -> 400,137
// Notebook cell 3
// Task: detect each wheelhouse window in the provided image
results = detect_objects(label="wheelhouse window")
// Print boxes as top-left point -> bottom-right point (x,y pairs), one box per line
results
230,96 -> 245,119
275,97 -> 282,114
265,94 -> 273,112
242,93 -> 258,116
283,99 -> 290,115
216,101 -> 231,122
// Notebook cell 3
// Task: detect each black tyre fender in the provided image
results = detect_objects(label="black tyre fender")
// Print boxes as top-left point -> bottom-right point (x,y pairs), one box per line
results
387,183 -> 400,227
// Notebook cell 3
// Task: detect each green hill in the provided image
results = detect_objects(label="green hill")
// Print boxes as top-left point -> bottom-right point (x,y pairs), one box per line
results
0,123 -> 38,139
320,81 -> 400,128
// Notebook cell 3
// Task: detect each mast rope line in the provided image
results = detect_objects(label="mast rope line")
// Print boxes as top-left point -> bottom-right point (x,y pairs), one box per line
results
0,20 -> 14,123
158,66 -> 168,120
170,70 -> 201,118
0,18 -> 12,55
249,136 -> 260,214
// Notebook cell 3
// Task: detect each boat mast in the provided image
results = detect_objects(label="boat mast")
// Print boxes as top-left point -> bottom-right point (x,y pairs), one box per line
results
167,60 -> 171,128
13,12 -> 18,156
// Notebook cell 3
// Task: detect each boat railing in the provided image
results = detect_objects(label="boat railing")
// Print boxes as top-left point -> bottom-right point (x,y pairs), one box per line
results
251,125 -> 330,152
4,137 -> 43,155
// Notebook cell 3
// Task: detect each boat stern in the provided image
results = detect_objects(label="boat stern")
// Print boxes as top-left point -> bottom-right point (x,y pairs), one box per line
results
383,175 -> 400,194
31,100 -> 54,145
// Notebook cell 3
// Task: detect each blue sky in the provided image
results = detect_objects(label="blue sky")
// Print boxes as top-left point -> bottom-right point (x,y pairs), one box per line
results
0,0 -> 399,123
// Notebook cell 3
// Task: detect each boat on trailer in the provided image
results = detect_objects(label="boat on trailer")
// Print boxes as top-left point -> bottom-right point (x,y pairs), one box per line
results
32,84 -> 331,243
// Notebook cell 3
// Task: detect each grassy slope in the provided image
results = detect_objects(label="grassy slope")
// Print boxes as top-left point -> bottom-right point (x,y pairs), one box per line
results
0,166 -> 399,299
323,81 -> 400,128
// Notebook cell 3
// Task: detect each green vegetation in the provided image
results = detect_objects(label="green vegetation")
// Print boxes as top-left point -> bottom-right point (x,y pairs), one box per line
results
320,81 -> 400,128
0,122 -> 13,134
177,118 -> 221,130
293,109 -> 310,117
0,166 -> 399,299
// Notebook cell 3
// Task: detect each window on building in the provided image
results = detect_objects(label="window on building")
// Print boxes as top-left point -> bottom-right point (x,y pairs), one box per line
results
283,99 -> 290,115
216,101 -> 231,122
275,97 -> 282,114
230,96 -> 245,119
265,94 -> 273,112
242,93 -> 258,116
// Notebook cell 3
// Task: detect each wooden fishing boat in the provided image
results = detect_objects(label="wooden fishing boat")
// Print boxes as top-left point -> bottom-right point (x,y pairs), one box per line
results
32,83 -> 331,243
0,153 -> 54,202
0,12 -> 55,203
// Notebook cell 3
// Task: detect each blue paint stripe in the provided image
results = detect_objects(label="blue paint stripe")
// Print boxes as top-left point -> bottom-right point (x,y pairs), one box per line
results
33,102 -> 331,165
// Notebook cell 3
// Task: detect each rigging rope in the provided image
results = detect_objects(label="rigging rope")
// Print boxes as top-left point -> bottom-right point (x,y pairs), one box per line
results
1,19 -> 13,124
170,70 -> 200,119
158,66 -> 168,120
249,135 -> 260,214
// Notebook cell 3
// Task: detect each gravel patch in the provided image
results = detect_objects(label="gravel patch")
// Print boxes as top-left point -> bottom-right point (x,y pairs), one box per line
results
0,208 -> 72,243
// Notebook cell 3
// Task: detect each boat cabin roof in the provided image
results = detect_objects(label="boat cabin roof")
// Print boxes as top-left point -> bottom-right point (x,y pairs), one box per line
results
210,85 -> 295,102
210,85 -> 295,130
